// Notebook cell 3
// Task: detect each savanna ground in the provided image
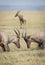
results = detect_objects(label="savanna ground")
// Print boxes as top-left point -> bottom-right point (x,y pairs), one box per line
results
0,11 -> 45,65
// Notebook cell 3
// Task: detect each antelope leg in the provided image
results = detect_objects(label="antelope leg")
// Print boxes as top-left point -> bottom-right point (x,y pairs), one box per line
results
4,44 -> 10,51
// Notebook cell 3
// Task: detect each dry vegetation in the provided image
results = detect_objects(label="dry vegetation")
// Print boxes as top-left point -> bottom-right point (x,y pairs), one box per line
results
0,11 -> 45,65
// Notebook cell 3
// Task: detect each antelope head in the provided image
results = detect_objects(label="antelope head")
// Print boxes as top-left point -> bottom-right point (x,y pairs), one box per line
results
22,31 -> 31,48
15,11 -> 20,17
14,28 -> 20,48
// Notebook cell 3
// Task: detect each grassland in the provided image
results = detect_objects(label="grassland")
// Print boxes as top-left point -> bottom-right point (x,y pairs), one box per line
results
0,11 -> 45,65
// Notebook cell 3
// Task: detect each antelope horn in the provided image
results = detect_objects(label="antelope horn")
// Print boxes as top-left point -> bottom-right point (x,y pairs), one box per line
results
16,28 -> 20,35
14,28 -> 20,36
14,29 -> 19,36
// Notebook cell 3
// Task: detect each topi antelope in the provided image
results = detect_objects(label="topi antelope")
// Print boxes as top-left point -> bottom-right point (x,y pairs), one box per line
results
0,29 -> 20,52
15,11 -> 26,28
22,31 -> 45,49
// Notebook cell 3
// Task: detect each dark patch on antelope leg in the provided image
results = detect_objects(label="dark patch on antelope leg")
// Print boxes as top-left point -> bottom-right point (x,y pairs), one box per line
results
2,45 -> 6,51
1,44 -> 6,51
27,45 -> 30,48
38,42 -> 44,49
40,43 -> 44,49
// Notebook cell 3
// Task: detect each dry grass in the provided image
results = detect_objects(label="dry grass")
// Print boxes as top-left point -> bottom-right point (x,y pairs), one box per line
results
0,11 -> 45,65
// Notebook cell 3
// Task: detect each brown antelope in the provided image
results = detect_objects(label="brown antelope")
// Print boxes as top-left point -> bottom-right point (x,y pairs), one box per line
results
15,11 -> 26,28
22,31 -> 45,49
0,29 -> 20,52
